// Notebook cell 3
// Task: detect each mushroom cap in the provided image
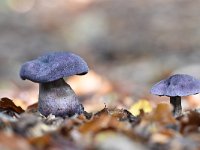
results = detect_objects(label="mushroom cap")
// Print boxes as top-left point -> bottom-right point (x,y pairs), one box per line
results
20,51 -> 89,83
150,74 -> 200,97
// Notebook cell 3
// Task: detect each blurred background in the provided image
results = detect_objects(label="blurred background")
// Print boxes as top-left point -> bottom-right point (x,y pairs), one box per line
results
1,0 -> 200,112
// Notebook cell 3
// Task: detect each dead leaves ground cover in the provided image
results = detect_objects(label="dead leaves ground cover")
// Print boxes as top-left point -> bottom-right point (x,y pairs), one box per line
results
0,97 -> 200,150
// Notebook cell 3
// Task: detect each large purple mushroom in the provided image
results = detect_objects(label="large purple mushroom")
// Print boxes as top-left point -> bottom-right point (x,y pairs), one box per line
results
150,74 -> 200,117
20,51 -> 89,117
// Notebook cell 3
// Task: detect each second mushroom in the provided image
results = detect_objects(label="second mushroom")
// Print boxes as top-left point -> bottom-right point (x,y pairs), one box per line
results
150,74 -> 200,117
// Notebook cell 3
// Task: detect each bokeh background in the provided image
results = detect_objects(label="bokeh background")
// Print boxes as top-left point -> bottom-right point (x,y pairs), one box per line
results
1,0 -> 200,111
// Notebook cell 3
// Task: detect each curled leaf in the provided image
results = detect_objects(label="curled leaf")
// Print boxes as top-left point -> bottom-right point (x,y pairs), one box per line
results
0,97 -> 24,114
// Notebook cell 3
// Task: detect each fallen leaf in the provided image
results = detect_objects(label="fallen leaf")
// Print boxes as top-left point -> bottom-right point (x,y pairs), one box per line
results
0,97 -> 24,114
26,102 -> 38,113
150,103 -> 176,125
79,108 -> 132,135
179,111 -> 200,134
129,99 -> 152,116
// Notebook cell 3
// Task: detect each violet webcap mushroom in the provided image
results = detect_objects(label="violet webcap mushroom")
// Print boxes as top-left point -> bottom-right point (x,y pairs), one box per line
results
150,74 -> 200,117
20,51 -> 89,117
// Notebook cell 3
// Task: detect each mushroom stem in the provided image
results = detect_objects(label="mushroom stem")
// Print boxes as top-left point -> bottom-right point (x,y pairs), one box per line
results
170,96 -> 182,117
38,78 -> 84,117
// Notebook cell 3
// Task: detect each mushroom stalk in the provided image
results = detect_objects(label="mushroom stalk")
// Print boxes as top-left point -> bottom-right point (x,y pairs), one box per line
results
170,96 -> 182,117
38,78 -> 84,117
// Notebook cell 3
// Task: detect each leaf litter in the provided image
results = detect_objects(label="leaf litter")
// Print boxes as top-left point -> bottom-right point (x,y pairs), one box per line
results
0,96 -> 200,150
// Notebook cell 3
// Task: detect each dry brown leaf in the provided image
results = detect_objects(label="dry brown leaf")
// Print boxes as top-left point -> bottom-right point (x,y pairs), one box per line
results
0,97 -> 24,114
26,102 -> 38,113
149,103 -> 176,125
179,111 -> 200,134
29,134 -> 51,149
79,108 -> 132,135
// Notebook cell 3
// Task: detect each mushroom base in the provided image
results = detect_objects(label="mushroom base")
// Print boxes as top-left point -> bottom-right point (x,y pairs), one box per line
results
38,78 -> 84,117
170,96 -> 182,117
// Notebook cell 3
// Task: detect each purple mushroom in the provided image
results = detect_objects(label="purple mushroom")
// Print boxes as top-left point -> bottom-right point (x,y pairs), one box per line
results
20,51 -> 89,117
150,74 -> 200,117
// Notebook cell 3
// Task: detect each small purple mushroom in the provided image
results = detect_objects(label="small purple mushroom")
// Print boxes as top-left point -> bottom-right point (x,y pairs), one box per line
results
20,51 -> 89,117
150,74 -> 200,117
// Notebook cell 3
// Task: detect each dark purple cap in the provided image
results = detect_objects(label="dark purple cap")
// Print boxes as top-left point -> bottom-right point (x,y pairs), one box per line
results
20,51 -> 89,83
150,74 -> 200,97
